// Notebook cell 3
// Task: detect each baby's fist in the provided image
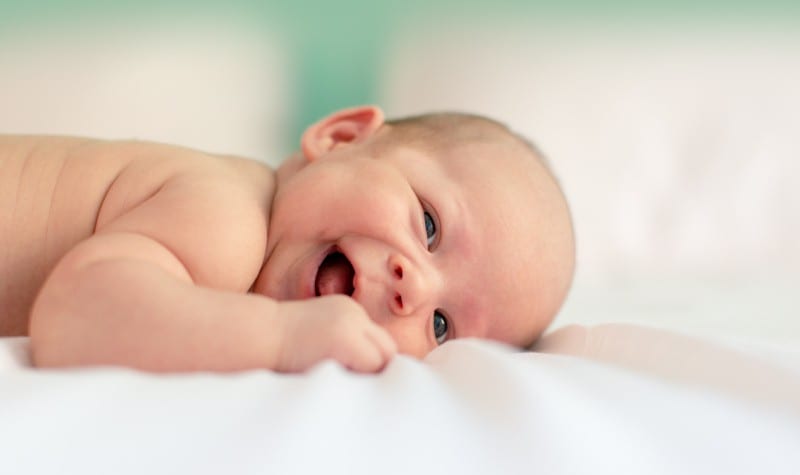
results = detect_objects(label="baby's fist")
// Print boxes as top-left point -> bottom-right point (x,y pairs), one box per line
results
276,295 -> 397,373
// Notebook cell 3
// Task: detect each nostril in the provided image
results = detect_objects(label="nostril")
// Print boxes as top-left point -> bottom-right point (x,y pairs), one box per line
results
394,265 -> 403,279
395,293 -> 403,309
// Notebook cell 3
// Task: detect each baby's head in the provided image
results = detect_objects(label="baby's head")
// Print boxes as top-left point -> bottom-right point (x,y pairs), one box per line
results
257,106 -> 575,356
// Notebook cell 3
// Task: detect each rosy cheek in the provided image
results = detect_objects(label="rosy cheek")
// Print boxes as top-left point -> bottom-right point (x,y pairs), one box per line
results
382,321 -> 428,359
274,161 -> 418,250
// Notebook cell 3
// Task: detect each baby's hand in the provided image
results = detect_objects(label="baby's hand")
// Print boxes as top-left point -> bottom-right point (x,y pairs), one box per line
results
276,296 -> 397,373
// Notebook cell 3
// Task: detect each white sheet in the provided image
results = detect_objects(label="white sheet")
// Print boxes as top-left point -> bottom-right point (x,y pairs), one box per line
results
3,327 -> 799,475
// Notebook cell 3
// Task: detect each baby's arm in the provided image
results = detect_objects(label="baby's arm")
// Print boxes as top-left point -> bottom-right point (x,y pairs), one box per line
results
31,231 -> 285,371
28,153 -> 394,373
31,234 -> 393,372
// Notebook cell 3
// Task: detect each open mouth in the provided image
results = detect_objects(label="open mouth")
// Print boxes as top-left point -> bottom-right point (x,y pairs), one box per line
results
314,248 -> 355,297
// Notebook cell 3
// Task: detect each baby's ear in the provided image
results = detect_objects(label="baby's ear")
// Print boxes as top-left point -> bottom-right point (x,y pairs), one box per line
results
301,105 -> 385,161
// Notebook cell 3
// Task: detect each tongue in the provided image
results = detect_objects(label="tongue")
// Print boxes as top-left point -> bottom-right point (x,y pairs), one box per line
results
316,252 -> 355,296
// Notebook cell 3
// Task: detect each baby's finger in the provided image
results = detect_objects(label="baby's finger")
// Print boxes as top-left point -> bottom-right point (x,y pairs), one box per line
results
338,336 -> 386,373
364,325 -> 397,363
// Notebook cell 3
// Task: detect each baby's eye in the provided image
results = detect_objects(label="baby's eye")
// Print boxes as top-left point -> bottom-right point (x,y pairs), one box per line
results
433,310 -> 449,345
424,210 -> 438,250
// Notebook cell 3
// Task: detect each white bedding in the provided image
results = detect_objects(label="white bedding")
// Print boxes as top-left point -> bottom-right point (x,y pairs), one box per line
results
2,326 -> 799,475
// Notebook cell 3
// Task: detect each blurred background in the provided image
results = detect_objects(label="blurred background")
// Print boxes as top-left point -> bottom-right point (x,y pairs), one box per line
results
1,1 -> 798,342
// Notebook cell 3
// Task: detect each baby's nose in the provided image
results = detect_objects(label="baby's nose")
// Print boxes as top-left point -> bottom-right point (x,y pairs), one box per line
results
387,254 -> 431,316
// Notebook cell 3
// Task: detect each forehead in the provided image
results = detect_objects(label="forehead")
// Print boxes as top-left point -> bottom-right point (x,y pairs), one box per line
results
389,137 -> 539,199
439,140 -> 538,202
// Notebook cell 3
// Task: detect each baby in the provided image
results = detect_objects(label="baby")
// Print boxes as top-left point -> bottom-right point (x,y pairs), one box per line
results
0,105 -> 575,373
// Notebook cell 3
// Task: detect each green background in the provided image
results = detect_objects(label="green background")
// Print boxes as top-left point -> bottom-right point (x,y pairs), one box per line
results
1,0 -> 797,142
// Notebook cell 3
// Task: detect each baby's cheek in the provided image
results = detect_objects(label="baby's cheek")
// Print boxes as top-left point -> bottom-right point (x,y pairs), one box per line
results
381,321 -> 428,359
273,174 -> 347,225
329,189 -> 411,241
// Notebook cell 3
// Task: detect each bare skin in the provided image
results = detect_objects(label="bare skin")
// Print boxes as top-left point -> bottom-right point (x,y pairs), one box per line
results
1,135 -> 395,372
0,106 -> 574,373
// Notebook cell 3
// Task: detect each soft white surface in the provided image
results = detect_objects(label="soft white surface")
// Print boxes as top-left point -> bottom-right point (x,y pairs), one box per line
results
2,328 -> 800,475
554,275 -> 800,346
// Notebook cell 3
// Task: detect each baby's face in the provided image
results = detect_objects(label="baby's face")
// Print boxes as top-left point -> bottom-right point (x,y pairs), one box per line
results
256,132 -> 573,357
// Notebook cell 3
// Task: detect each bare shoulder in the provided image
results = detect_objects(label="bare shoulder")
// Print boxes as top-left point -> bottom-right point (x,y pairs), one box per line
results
0,136 -> 276,336
94,140 -> 277,292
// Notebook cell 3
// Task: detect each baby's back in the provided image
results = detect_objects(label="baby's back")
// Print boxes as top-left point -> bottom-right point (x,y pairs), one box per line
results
0,136 -> 129,335
0,136 -> 273,336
